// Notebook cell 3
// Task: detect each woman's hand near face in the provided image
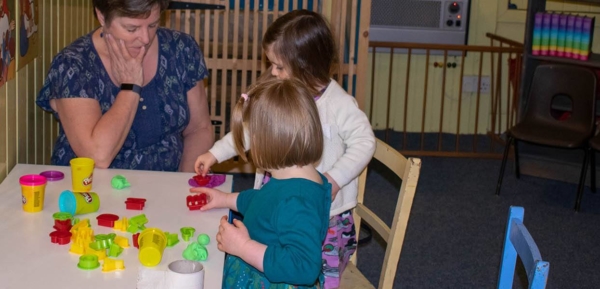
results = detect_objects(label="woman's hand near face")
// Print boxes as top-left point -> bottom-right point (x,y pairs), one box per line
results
51,32 -> 147,168
104,33 -> 144,86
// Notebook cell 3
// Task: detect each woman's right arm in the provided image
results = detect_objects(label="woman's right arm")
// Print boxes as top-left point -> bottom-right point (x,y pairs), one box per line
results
51,34 -> 145,168
51,90 -> 140,168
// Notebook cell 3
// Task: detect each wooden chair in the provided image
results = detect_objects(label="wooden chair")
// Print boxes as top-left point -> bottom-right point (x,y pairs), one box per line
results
497,206 -> 549,289
340,139 -> 421,289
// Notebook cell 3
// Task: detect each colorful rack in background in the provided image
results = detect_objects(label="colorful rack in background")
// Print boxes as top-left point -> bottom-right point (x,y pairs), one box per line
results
532,12 -> 595,61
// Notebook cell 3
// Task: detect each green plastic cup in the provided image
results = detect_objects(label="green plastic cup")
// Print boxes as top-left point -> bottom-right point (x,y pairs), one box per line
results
58,190 -> 100,216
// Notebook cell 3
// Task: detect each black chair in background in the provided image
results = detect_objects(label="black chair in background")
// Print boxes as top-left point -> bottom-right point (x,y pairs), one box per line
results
586,133 -> 600,194
496,64 -> 597,211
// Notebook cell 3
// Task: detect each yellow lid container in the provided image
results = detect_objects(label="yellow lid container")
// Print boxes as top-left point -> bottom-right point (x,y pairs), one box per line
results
138,228 -> 167,267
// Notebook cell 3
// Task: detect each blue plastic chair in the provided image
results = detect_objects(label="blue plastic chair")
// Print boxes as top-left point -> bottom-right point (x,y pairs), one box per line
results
497,206 -> 549,289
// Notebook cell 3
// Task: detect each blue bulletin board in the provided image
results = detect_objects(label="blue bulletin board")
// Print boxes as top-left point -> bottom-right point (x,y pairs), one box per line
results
229,0 -> 316,11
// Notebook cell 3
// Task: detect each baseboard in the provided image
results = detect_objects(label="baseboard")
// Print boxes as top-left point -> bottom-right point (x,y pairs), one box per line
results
518,149 -> 600,186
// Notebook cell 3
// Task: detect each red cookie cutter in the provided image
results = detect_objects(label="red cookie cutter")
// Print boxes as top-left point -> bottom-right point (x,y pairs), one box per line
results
186,194 -> 208,211
53,219 -> 72,232
125,198 -> 147,210
133,233 -> 140,249
96,214 -> 120,227
49,231 -> 72,245
192,175 -> 211,186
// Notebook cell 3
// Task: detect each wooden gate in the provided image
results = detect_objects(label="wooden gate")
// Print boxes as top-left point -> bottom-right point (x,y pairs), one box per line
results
163,0 -> 372,172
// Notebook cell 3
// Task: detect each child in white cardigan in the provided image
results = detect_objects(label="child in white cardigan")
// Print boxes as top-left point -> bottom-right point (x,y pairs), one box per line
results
194,9 -> 375,289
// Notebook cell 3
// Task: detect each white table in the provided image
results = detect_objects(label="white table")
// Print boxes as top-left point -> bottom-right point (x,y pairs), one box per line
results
0,164 -> 231,289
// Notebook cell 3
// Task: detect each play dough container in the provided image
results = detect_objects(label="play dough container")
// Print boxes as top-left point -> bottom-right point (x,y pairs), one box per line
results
138,228 -> 167,267
19,174 -> 47,212
58,190 -> 100,216
70,157 -> 94,192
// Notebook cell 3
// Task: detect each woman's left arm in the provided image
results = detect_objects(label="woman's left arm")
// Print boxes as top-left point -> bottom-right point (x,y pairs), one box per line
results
179,80 -> 214,172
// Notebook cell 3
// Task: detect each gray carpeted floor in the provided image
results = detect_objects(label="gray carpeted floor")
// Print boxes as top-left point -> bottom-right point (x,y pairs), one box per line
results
231,153 -> 600,288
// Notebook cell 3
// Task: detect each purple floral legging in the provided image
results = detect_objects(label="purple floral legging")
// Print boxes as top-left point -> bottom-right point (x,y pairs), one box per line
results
321,210 -> 357,289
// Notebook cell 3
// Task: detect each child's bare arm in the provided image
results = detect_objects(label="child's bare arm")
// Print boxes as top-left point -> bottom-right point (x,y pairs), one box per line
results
189,187 -> 239,211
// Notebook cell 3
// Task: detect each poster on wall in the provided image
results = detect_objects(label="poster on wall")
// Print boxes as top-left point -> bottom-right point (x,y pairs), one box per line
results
0,0 -> 16,87
17,0 -> 37,69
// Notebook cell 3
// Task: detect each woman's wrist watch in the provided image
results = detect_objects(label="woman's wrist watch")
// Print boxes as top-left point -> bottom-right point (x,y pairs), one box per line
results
120,83 -> 142,94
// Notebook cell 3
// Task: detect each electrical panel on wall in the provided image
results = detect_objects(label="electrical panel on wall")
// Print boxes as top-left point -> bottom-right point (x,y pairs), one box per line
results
370,0 -> 471,47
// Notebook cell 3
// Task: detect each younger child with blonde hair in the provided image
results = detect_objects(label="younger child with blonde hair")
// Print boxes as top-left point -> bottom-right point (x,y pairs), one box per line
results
191,78 -> 331,287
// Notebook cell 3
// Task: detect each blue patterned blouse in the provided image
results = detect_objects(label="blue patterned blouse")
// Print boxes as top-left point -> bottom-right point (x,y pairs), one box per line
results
36,28 -> 208,171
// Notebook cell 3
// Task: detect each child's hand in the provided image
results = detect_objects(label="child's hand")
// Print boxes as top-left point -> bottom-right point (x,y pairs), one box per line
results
216,216 -> 251,256
194,152 -> 217,175
190,187 -> 226,211
324,172 -> 341,201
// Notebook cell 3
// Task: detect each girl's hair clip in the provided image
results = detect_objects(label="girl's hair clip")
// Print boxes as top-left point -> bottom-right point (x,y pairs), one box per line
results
241,93 -> 249,101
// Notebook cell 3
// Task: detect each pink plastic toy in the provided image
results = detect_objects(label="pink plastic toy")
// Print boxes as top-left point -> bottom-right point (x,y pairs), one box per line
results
188,174 -> 226,188
192,175 -> 211,186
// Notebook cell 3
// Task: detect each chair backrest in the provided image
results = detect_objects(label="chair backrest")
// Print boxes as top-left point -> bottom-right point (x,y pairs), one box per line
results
352,138 -> 421,289
497,206 -> 549,289
522,64 -> 596,134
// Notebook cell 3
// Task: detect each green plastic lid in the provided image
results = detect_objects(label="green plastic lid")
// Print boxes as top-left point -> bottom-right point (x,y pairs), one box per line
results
52,212 -> 73,221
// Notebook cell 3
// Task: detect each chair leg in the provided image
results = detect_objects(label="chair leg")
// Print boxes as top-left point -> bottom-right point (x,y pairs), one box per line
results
591,149 -> 596,193
496,136 -> 513,195
575,149 -> 591,212
514,139 -> 520,179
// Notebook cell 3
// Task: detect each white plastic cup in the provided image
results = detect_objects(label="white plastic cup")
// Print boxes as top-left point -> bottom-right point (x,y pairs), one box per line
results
165,260 -> 204,289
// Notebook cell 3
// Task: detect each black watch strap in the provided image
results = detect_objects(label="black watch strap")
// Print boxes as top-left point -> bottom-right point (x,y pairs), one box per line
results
120,83 -> 142,94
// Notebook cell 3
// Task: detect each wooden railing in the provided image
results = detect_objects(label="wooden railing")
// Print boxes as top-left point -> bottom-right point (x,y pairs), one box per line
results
164,0 -> 372,172
367,36 -> 523,158
487,33 -> 524,147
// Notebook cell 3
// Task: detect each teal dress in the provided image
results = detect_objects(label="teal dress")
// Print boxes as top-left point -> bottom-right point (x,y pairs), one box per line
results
223,174 -> 332,288
36,28 -> 208,171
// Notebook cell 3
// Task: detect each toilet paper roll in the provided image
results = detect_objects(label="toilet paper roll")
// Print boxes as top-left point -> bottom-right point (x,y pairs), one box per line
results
164,260 -> 205,289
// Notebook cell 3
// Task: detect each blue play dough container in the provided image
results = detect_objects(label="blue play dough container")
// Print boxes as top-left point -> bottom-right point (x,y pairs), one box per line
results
58,190 -> 77,215
58,190 -> 100,216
